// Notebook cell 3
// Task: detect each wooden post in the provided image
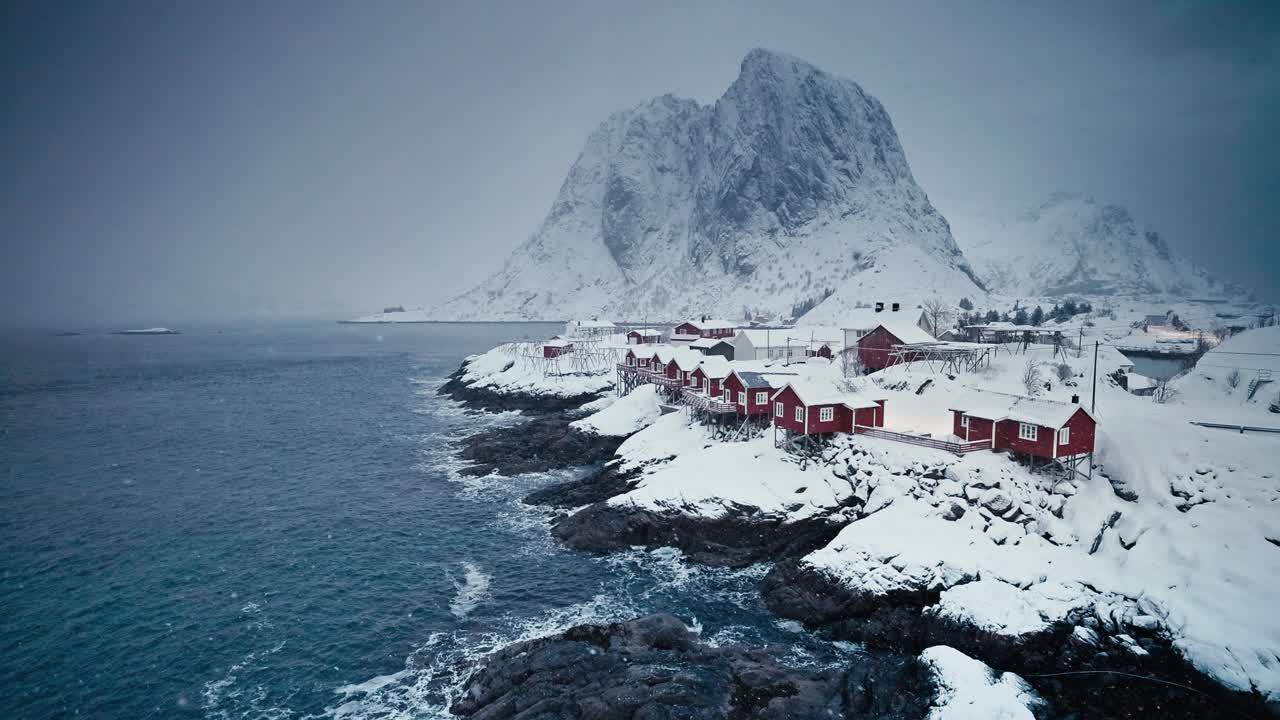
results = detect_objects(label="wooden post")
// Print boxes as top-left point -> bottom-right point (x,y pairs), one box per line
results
1091,341 -> 1099,413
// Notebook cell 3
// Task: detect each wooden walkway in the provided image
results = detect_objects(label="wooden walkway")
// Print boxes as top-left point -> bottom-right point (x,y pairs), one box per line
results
854,426 -> 990,455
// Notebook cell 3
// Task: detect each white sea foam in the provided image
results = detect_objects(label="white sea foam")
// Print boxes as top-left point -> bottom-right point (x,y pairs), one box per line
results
448,562 -> 491,619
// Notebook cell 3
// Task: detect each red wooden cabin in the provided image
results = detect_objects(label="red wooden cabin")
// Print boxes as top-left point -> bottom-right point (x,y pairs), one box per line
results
672,318 -> 736,342
543,338 -> 573,358
689,357 -> 733,401
627,329 -> 662,345
771,381 -> 886,435
949,390 -> 1096,460
856,321 -> 935,371
724,370 -> 788,416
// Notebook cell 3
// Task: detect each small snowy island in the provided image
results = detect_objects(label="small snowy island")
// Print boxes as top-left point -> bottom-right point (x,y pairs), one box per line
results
115,327 -> 180,335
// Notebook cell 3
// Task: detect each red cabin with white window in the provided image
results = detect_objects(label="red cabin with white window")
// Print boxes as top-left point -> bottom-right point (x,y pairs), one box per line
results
949,390 -> 1096,460
723,370 -> 790,416
770,381 -> 886,435
543,338 -> 573,358
689,358 -> 733,400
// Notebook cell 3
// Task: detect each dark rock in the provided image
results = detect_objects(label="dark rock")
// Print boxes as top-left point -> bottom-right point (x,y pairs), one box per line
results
553,504 -> 844,568
942,503 -> 966,521
523,461 -> 644,508
760,561 -> 1273,720
450,613 -> 930,719
457,413 -> 624,477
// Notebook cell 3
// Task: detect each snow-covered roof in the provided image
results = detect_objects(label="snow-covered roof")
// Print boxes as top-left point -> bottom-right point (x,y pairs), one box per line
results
869,320 -> 936,345
680,318 -> 735,330
669,333 -> 701,342
628,328 -> 662,337
689,337 -> 732,349
733,328 -> 805,348
773,379 -> 882,409
544,338 -> 573,347
949,389 -> 1093,429
629,345 -> 665,360
693,356 -> 733,379
654,346 -> 703,369
840,307 -> 923,331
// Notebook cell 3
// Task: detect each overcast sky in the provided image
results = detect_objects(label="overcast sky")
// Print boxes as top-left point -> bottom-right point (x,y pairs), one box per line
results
3,0 -> 1277,327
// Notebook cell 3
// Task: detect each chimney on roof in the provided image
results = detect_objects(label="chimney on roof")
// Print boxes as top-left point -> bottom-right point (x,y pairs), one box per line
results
701,314 -> 706,323
891,302 -> 900,312
1071,394 -> 1079,404
875,302 -> 884,313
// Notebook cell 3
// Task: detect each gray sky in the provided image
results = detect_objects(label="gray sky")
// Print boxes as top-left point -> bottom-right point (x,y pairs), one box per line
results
3,0 -> 1277,327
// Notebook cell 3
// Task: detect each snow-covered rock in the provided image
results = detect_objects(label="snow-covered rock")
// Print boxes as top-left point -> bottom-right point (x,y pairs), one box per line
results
921,645 -> 1045,719
432,49 -> 986,321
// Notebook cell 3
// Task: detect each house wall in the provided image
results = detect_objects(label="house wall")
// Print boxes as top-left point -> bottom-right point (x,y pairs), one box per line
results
725,374 -> 770,415
994,419 -> 1056,458
543,345 -> 571,358
1058,408 -> 1097,456
706,343 -> 734,361
627,332 -> 656,345
851,402 -> 884,429
857,326 -> 913,371
952,411 -> 994,441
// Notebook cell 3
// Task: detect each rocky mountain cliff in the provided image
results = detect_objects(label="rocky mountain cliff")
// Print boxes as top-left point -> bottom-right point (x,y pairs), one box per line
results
951,193 -> 1232,299
431,49 -> 987,322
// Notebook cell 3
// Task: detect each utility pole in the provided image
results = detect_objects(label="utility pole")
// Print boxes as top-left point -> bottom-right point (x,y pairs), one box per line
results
1077,327 -> 1084,358
1091,341 -> 1099,413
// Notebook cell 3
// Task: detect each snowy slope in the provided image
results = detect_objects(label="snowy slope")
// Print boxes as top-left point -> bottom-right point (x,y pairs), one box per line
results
432,49 -> 986,321
572,343 -> 1280,702
950,192 -> 1229,298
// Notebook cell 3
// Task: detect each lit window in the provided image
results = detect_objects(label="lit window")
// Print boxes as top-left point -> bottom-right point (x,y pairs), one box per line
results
1058,427 -> 1070,445
795,406 -> 804,423
775,402 -> 784,417
960,415 -> 970,428
820,407 -> 834,422
1018,422 -> 1038,441
756,391 -> 767,405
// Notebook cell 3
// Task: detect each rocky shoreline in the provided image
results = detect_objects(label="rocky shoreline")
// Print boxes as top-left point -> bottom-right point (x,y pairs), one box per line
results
440,360 -> 1276,719
760,560 -> 1270,719
449,614 -> 929,719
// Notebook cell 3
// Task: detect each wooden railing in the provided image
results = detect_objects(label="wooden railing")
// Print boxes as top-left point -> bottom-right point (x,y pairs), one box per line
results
681,388 -> 738,413
854,426 -> 989,455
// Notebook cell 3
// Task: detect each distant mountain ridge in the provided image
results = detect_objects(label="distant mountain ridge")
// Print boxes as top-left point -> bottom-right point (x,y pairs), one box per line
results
431,49 -> 986,322
950,192 -> 1234,299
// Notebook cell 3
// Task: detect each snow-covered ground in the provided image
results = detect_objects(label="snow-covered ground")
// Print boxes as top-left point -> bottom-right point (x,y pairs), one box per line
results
568,324 -> 1280,702
922,645 -> 1044,719
571,385 -> 662,436
453,334 -> 632,399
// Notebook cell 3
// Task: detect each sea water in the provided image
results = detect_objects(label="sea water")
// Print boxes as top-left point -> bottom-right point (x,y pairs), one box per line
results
1,323 -> 849,719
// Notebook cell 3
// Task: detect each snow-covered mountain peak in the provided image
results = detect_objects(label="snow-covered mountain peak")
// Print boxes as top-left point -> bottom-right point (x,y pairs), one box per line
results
432,50 -> 985,321
954,192 -> 1231,299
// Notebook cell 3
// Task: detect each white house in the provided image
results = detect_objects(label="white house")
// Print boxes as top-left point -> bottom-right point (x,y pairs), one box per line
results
841,303 -> 934,350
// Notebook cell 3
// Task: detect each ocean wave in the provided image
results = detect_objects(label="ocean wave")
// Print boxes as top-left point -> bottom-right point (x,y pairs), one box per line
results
448,562 -> 491,619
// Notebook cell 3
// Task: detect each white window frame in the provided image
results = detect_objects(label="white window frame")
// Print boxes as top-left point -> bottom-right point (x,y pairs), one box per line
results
756,391 -> 768,405
723,388 -> 732,402
738,391 -> 746,405
1058,427 -> 1070,445
627,356 -> 634,366
960,415 -> 970,428
704,377 -> 710,392
794,406 -> 804,423
774,402 -> 784,418
1018,422 -> 1038,441
819,407 -> 834,423
682,371 -> 689,383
